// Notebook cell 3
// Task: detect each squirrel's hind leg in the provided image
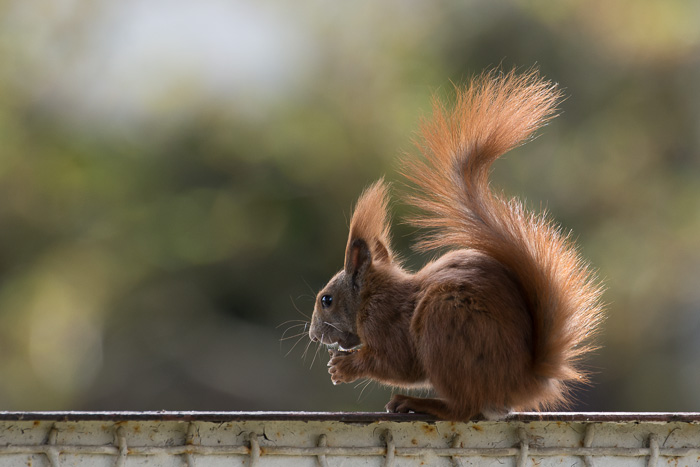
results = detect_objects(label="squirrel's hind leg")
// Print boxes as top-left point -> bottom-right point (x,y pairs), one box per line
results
385,394 -> 459,419
385,394 -> 481,421
385,394 -> 509,421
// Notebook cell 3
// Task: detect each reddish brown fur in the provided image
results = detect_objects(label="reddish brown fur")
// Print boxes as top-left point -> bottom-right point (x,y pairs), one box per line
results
308,69 -> 605,421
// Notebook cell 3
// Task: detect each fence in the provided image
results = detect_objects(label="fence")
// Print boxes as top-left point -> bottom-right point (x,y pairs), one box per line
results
0,412 -> 699,466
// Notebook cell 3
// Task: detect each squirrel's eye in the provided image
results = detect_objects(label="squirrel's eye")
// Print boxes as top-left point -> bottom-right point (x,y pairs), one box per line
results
321,295 -> 333,308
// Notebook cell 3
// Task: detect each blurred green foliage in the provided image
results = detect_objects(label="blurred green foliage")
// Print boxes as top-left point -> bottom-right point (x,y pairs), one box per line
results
0,0 -> 699,412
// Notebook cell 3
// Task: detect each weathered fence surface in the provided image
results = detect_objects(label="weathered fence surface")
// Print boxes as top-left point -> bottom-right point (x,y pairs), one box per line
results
0,412 -> 699,466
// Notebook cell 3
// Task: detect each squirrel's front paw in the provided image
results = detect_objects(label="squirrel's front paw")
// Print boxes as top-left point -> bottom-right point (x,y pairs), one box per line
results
327,349 -> 359,385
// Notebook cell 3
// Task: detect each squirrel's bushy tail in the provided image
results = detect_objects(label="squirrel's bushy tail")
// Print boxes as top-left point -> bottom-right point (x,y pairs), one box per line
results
403,69 -> 604,406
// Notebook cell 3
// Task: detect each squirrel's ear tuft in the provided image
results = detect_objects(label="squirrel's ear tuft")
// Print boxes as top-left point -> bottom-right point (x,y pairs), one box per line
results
344,179 -> 395,275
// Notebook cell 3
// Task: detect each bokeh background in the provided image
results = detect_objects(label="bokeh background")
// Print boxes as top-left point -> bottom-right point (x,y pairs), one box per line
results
1,0 -> 699,412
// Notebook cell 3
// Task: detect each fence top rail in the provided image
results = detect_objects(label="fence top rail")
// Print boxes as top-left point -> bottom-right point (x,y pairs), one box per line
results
0,412 -> 698,423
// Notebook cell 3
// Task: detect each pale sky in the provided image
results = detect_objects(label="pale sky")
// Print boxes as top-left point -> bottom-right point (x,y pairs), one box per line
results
6,0 -> 318,123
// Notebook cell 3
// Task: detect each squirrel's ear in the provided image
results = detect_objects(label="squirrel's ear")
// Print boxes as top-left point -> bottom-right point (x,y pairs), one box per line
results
345,238 -> 372,286
372,239 -> 391,263
344,179 -> 395,274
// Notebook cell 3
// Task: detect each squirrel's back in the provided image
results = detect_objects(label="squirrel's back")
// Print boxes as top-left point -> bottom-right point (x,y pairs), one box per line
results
404,69 -> 605,407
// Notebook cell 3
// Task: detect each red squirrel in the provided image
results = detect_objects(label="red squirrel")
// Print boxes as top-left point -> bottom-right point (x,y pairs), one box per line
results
308,69 -> 605,421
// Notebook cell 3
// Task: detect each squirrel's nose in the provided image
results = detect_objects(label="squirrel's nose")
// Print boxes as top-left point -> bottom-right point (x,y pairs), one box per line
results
309,326 -> 319,342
